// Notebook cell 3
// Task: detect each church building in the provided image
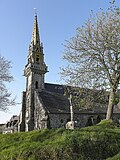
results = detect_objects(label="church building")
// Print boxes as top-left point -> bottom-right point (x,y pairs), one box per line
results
17,13 -> 120,132
18,13 -> 70,131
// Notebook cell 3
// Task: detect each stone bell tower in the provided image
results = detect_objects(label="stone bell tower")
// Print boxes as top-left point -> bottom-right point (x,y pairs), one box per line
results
24,13 -> 48,131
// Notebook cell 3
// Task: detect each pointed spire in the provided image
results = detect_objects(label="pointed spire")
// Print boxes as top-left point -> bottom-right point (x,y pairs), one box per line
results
28,10 -> 44,64
31,9 -> 40,47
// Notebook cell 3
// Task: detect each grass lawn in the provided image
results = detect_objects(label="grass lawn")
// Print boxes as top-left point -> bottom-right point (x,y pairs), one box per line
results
0,120 -> 120,160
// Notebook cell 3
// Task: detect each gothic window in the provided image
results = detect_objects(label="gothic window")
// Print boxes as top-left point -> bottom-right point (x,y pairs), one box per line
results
35,81 -> 38,89
36,55 -> 39,63
60,119 -> 63,123
96,115 -> 101,123
85,116 -> 94,127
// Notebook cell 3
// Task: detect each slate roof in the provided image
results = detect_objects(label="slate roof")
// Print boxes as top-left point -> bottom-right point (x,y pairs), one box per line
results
45,83 -> 65,95
38,90 -> 70,114
39,83 -> 120,114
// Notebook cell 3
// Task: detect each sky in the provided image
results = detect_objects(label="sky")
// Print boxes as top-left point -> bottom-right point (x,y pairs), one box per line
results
0,0 -> 120,123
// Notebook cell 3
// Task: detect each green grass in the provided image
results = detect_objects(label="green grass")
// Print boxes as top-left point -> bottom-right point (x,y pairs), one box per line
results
0,120 -> 120,160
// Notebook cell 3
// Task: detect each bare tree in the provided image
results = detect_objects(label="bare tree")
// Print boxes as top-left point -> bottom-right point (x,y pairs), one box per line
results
61,7 -> 120,120
0,55 -> 15,111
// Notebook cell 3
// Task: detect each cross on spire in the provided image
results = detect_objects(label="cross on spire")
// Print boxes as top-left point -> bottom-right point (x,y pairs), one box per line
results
34,8 -> 37,16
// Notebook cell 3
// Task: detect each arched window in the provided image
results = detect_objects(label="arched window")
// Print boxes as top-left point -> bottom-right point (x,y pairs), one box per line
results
60,119 -> 63,123
35,81 -> 38,89
36,55 -> 39,63
96,115 -> 101,123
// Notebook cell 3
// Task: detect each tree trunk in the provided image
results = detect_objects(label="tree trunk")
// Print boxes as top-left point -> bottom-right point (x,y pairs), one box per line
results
106,88 -> 116,120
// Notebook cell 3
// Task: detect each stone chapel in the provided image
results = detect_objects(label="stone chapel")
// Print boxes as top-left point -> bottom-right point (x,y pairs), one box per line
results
17,14 -> 120,132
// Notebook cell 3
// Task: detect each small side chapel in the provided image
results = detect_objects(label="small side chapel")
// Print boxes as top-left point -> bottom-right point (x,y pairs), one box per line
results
18,13 -> 120,132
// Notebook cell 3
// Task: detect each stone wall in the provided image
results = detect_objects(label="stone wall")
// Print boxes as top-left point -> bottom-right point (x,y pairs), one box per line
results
18,91 -> 26,132
49,113 -> 70,128
48,113 -> 120,129
34,91 -> 48,129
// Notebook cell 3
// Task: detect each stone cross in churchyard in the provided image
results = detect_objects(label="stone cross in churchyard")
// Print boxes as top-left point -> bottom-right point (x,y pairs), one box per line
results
66,94 -> 75,129
69,94 -> 73,122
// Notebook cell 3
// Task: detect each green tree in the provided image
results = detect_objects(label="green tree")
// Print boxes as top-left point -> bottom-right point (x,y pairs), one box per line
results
0,55 -> 15,111
61,7 -> 120,120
